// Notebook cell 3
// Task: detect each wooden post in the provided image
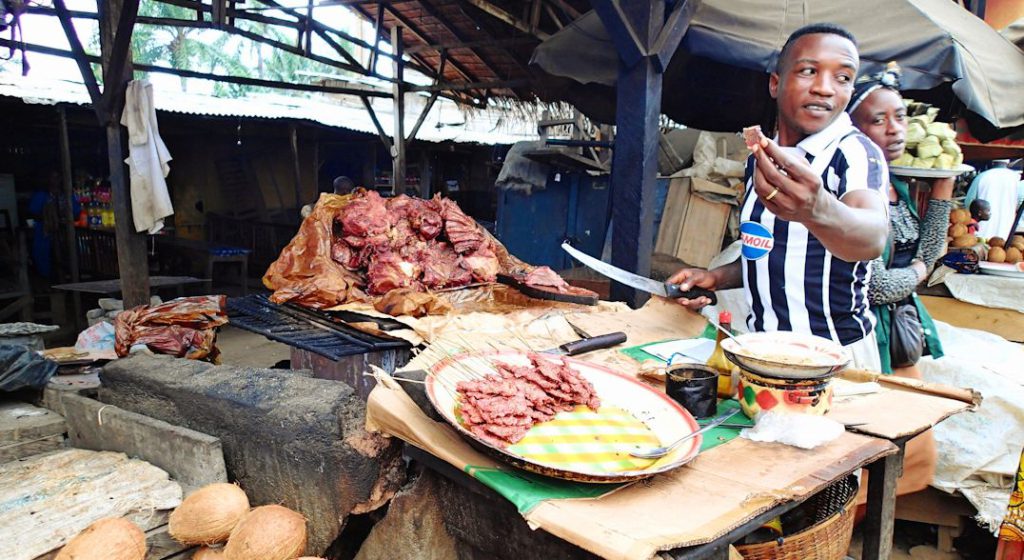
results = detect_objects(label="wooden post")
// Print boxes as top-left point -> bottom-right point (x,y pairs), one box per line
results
391,26 -> 406,196
57,106 -> 83,328
99,0 -> 149,308
862,444 -> 904,560
419,150 -> 432,199
591,0 -> 694,307
289,123 -> 302,209
57,106 -> 80,285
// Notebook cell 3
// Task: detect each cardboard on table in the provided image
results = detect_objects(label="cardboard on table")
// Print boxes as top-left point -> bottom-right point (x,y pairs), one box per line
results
365,373 -> 897,560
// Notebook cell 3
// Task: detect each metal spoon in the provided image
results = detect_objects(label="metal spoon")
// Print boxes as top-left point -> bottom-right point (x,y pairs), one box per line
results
630,409 -> 741,459
701,308 -> 749,350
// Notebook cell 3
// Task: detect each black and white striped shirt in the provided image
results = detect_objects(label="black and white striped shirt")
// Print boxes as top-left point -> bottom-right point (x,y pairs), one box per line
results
739,113 -> 888,346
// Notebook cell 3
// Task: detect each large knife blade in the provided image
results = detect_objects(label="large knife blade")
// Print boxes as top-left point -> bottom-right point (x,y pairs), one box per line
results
542,332 -> 627,356
561,242 -> 717,305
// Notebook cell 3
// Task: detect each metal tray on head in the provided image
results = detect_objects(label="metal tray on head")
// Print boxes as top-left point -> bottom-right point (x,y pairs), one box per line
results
889,164 -> 974,179
425,350 -> 701,483
721,332 -> 850,380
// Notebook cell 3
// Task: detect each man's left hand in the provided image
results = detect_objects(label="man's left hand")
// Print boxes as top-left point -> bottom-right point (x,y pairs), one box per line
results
751,137 -> 825,223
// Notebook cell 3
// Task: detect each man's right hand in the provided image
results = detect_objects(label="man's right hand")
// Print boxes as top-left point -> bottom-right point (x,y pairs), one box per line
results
666,268 -> 717,310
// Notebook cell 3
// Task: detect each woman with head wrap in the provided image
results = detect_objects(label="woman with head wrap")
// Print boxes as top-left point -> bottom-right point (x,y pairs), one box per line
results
849,62 -> 945,498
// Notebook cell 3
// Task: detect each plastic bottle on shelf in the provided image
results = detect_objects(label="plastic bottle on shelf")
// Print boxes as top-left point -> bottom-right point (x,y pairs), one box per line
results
706,311 -> 741,398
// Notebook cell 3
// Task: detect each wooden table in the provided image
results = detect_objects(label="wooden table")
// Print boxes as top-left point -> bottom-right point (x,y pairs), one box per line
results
393,371 -> 901,560
152,236 -> 249,295
918,275 -> 1024,342
52,276 -> 209,297
52,276 -> 209,329
367,299 -> 971,560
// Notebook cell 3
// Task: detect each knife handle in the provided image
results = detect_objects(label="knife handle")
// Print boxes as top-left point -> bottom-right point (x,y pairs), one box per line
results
664,285 -> 717,305
560,332 -> 627,356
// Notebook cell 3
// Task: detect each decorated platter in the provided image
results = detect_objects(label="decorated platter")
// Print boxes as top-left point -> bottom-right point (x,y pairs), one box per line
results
425,350 -> 701,483
979,261 -> 1024,279
720,331 -> 850,380
889,164 -> 974,179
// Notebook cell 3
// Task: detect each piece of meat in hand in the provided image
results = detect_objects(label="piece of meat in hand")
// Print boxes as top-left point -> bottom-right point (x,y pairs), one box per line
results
743,125 -> 765,151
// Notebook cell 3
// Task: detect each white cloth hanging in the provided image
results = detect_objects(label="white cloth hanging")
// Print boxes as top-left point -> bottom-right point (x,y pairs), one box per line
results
120,80 -> 173,234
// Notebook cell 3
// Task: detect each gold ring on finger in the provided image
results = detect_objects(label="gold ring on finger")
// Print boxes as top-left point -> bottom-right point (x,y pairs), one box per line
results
765,188 -> 780,201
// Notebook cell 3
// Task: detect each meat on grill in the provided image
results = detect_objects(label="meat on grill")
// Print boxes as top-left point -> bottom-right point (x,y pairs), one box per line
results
455,353 -> 601,447
339,190 -> 390,237
461,243 -> 501,283
366,252 -> 421,295
264,190 -> 583,310
521,265 -> 599,298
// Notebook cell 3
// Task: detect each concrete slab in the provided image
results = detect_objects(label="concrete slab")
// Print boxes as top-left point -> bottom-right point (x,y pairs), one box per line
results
0,401 -> 66,462
55,392 -> 227,493
99,353 -> 405,555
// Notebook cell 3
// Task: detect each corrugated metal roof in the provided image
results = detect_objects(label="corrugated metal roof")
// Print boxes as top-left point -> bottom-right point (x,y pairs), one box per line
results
0,72 -> 539,145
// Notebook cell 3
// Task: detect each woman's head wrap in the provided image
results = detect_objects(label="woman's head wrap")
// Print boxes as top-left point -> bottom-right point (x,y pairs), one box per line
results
847,61 -> 902,115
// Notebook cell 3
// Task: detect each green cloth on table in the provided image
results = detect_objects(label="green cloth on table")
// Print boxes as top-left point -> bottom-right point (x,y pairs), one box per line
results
618,323 -> 718,363
464,399 -> 747,513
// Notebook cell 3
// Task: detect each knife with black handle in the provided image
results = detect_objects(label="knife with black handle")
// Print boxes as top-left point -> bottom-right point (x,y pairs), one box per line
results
543,332 -> 628,356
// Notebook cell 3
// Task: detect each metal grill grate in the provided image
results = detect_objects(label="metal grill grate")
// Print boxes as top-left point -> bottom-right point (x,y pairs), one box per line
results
226,295 -> 409,361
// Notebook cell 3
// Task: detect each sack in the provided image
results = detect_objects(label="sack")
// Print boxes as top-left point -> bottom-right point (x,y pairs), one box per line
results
889,303 -> 924,368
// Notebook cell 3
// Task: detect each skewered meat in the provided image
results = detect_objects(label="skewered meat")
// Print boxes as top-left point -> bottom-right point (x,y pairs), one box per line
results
455,354 -> 601,447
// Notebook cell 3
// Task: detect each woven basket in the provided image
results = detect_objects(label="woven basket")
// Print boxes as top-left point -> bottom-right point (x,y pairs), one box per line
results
735,476 -> 858,560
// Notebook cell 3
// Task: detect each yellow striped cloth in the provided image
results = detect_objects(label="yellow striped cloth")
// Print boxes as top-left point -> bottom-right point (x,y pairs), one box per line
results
507,406 -> 681,473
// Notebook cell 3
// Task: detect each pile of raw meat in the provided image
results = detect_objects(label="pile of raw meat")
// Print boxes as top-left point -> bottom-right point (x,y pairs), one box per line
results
456,353 -> 602,447
114,295 -> 227,361
263,191 -> 534,309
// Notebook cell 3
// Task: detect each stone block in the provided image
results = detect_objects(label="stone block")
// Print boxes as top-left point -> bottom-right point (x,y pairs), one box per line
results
99,354 -> 404,555
0,401 -> 66,462
56,392 -> 227,493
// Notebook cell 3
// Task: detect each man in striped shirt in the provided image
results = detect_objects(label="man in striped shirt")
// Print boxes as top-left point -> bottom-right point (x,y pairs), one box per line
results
670,23 -> 889,369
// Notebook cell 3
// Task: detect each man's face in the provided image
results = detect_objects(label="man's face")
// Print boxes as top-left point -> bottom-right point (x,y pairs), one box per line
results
770,33 -> 858,139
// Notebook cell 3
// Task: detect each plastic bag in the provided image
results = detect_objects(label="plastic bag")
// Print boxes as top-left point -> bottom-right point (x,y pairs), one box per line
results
114,295 -> 227,361
75,322 -> 117,353
0,344 -> 58,391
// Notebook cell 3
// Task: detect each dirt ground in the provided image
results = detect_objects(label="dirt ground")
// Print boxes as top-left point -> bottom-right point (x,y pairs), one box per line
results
216,325 -> 292,368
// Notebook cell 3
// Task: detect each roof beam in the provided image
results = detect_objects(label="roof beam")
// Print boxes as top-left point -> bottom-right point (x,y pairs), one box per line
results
0,39 -> 392,98
549,0 -> 582,21
417,0 -> 515,85
99,0 -> 141,122
359,95 -> 393,151
464,0 -> 550,40
405,36 -> 537,54
372,4 -> 486,100
407,79 -> 530,93
52,0 -> 102,111
407,51 -> 444,143
344,3 -> 481,105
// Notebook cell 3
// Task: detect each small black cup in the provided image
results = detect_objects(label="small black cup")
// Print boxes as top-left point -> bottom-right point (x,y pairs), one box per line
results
666,364 -> 719,419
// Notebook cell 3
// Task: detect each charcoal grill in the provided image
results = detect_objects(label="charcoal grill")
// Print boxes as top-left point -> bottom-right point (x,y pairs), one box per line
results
226,294 -> 410,361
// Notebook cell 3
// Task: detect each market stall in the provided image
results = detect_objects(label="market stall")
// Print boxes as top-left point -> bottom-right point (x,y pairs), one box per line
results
356,298 -> 976,560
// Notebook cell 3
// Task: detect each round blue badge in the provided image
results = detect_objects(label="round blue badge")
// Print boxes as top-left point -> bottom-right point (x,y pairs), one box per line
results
740,221 -> 774,260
